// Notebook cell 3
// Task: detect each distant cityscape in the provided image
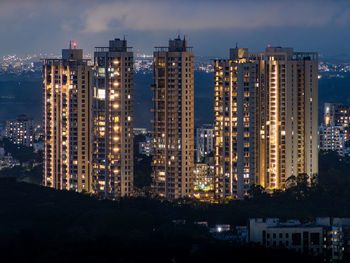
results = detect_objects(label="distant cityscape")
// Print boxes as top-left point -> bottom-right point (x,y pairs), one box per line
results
1,38 -> 349,198
0,52 -> 214,74
5,52 -> 350,76
0,37 -> 350,262
3,0 -> 350,261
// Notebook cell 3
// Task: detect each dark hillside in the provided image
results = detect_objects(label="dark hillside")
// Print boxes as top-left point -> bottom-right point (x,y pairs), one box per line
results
0,178 -> 321,262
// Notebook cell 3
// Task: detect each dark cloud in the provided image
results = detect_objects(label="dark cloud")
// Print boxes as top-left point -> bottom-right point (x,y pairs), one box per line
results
82,0 -> 345,32
0,0 -> 350,56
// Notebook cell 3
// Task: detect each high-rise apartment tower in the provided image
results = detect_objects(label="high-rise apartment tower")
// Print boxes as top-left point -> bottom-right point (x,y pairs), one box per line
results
43,45 -> 92,192
92,38 -> 134,198
214,47 -> 318,199
151,37 -> 194,199
214,49 -> 257,199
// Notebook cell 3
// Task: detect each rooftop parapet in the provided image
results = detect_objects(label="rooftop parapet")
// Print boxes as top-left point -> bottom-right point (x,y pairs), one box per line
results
95,38 -> 133,53
155,36 -> 193,52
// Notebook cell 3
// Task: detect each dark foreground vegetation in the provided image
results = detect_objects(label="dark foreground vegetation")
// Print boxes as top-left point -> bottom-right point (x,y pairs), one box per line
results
0,151 -> 349,262
0,138 -> 42,184
0,150 -> 350,263
0,178 -> 322,263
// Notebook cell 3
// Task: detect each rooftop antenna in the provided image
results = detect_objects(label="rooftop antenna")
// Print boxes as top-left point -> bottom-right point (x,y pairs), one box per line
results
236,42 -> 238,48
69,40 -> 72,50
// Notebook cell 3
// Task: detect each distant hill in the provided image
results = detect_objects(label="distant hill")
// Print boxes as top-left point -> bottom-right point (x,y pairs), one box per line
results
0,72 -> 42,123
124,71 -> 214,128
319,74 -> 350,106
0,71 -> 349,127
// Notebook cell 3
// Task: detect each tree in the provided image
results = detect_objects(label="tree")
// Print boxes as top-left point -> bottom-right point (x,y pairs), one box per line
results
0,138 -> 36,164
134,155 -> 152,189
285,175 -> 297,188
248,184 -> 268,200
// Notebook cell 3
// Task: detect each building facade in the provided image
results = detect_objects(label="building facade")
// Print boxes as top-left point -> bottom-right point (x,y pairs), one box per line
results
6,115 -> 34,147
43,46 -> 92,192
193,163 -> 214,191
319,123 -> 345,156
196,124 -> 214,162
151,37 -> 194,199
214,50 -> 257,199
138,133 -> 152,156
92,38 -> 134,198
324,103 -> 350,142
249,218 -> 325,257
214,47 -> 318,199
133,128 -> 148,136
249,217 -> 349,261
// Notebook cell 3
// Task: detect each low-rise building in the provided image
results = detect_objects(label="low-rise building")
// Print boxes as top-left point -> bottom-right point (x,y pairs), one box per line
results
0,153 -> 20,170
193,163 -> 214,202
210,224 -> 230,233
138,134 -> 152,156
195,124 -> 214,162
249,218 -> 324,256
315,217 -> 350,261
249,217 -> 349,261
194,221 -> 209,227
324,103 -> 350,141
5,115 -> 34,147
319,123 -> 345,156
193,163 -> 214,191
34,124 -> 44,142
133,128 -> 148,136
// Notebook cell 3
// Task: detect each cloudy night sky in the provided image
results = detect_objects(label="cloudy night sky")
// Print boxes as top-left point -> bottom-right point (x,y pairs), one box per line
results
1,0 -> 350,58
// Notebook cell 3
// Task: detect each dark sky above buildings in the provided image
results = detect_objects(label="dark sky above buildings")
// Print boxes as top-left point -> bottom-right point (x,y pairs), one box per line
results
2,0 -> 350,58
